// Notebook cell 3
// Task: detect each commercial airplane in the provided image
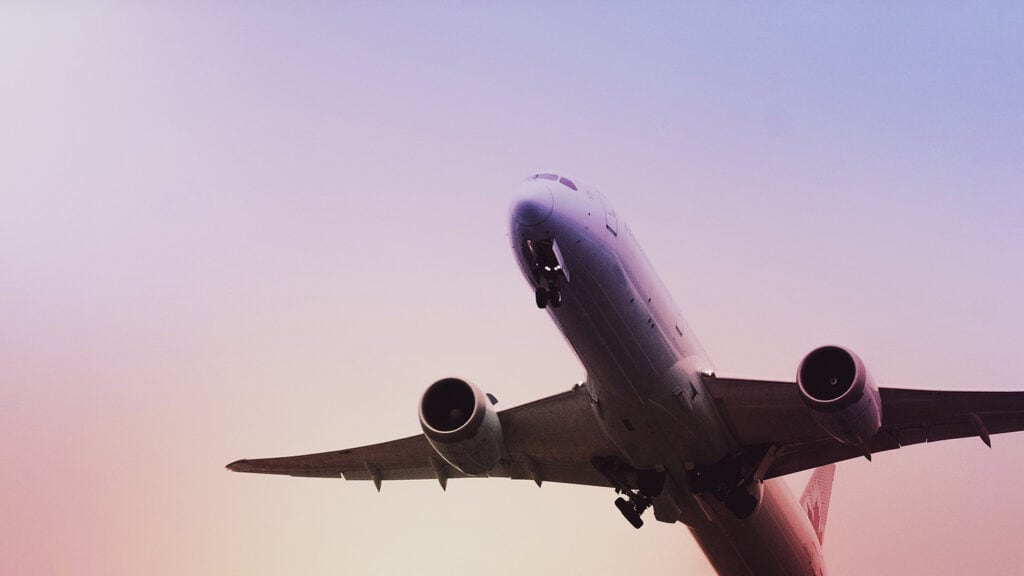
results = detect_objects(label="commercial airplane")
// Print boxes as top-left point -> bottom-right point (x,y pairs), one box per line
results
228,173 -> 1024,575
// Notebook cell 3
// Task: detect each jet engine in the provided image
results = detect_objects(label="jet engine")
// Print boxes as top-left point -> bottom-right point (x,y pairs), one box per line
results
796,345 -> 882,446
419,378 -> 505,476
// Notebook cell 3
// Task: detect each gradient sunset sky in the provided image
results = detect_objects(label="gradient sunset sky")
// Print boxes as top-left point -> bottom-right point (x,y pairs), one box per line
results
3,4 -> 1023,575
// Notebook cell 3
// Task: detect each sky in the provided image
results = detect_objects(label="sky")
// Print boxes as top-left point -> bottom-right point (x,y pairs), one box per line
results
2,3 -> 1023,575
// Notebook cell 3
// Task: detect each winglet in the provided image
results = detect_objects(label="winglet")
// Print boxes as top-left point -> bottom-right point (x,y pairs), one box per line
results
800,464 -> 836,546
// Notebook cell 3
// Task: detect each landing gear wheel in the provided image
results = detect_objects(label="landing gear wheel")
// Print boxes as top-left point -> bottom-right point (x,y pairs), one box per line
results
549,289 -> 563,308
535,287 -> 550,309
613,489 -> 652,529
615,497 -> 644,529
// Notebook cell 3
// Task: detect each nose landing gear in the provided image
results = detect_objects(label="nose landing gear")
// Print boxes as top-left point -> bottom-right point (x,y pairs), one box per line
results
535,285 -> 563,309
522,238 -> 568,309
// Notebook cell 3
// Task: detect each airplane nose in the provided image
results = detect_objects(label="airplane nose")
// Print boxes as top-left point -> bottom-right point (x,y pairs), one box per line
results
511,180 -> 554,226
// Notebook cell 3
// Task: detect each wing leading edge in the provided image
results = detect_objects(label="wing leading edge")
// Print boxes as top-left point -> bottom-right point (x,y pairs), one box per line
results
704,376 -> 1024,479
227,384 -> 619,490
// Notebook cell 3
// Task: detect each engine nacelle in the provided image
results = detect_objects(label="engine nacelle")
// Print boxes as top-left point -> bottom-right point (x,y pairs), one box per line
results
419,378 -> 505,476
796,345 -> 882,446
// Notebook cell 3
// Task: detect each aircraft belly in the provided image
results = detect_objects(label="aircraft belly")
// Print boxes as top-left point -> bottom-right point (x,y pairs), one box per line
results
539,220 -> 760,531
548,260 -> 665,467
688,480 -> 827,576
553,241 -> 676,399
548,241 -> 733,473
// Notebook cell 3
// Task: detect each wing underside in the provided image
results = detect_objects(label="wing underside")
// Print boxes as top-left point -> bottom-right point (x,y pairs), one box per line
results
704,376 -> 1024,479
228,385 -> 619,489
229,375 -> 1024,490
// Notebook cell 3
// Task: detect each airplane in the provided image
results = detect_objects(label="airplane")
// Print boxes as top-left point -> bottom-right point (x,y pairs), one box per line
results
228,173 -> 1024,575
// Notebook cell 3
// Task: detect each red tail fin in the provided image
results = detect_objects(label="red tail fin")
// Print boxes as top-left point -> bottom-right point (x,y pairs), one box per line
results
800,464 -> 836,546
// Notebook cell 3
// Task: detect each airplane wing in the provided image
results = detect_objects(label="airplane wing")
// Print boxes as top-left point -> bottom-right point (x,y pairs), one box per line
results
704,376 -> 1024,479
227,384 -> 619,490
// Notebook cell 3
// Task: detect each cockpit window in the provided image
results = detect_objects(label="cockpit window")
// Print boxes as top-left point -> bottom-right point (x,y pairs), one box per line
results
531,173 -> 579,192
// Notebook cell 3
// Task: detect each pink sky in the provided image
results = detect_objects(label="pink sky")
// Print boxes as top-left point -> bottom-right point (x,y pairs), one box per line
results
3,4 -> 1023,575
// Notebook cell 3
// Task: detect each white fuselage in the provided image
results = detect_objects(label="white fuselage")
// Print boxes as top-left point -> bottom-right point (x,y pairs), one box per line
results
510,174 -> 827,576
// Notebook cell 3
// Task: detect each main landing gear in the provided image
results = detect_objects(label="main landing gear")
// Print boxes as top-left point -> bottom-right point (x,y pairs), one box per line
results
592,456 -> 665,529
535,285 -> 562,309
687,445 -> 777,520
722,480 -> 762,519
614,490 -> 653,529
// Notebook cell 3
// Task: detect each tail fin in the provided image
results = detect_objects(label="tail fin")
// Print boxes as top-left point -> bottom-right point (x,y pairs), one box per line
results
800,464 -> 836,546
